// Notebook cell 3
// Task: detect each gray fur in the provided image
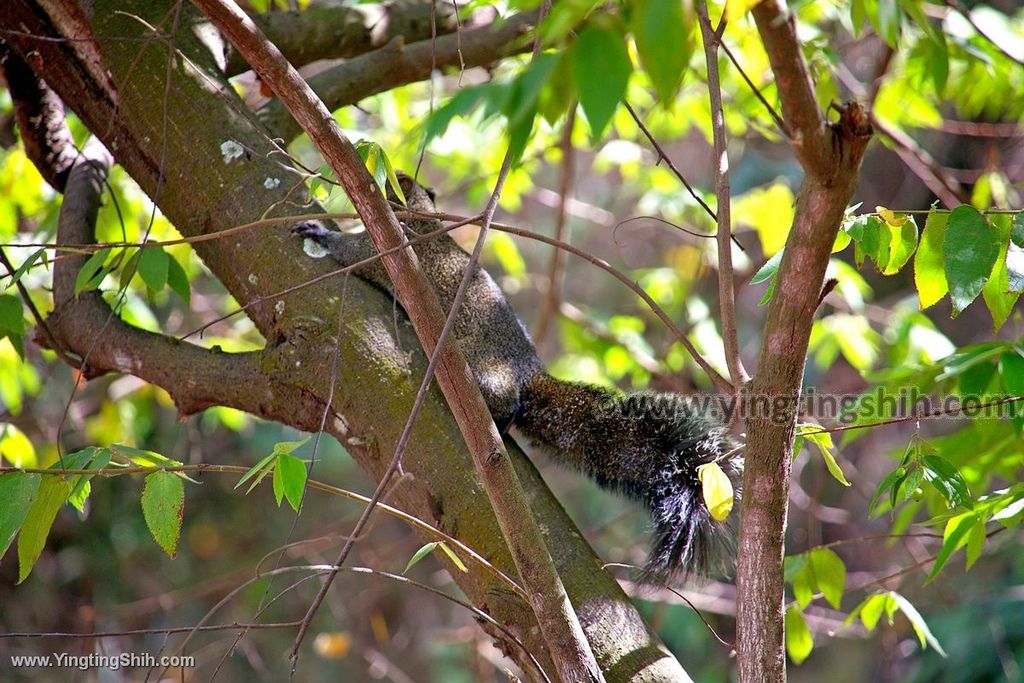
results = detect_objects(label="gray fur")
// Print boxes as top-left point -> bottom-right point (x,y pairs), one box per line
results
293,172 -> 743,580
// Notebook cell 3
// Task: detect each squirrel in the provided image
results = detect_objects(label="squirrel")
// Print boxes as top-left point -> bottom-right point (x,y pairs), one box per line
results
292,172 -> 743,580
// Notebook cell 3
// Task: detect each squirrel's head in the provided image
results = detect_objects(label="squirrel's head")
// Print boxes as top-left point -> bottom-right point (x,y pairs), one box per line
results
389,171 -> 437,213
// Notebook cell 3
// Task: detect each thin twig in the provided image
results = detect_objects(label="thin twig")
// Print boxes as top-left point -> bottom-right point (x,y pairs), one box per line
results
534,107 -> 576,345
697,0 -> 748,388
623,101 -> 717,223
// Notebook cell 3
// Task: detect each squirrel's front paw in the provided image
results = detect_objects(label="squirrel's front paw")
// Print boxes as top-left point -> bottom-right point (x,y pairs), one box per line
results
290,220 -> 332,242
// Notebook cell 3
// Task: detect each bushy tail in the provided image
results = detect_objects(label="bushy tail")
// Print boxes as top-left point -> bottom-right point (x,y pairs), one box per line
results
514,373 -> 743,580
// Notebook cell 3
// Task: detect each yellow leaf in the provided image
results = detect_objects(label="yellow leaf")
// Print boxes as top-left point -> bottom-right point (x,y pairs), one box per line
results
726,0 -> 765,22
876,206 -> 908,227
313,631 -> 351,659
697,462 -> 734,522
0,424 -> 36,468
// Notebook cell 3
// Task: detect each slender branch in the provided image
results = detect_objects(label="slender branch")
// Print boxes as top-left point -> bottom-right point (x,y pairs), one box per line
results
534,108 -> 575,346
943,0 -> 1024,68
719,38 -> 788,137
0,461 -> 528,599
697,0 -> 748,388
624,101 -> 717,223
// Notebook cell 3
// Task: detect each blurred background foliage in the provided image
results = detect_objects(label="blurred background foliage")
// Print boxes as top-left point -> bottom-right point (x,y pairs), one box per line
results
1,0 -> 1023,680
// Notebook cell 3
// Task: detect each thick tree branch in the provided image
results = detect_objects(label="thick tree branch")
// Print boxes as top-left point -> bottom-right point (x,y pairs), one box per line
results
4,2 -> 689,679
41,139 -> 319,425
222,0 -> 456,76
0,44 -> 77,190
260,8 -> 539,143
739,4 -> 873,682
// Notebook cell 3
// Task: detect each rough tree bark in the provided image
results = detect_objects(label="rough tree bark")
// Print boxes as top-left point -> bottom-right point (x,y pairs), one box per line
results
736,2 -> 873,681
3,0 -> 689,680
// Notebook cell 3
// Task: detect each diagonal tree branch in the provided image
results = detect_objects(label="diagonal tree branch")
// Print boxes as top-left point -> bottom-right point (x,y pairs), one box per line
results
192,2 -> 602,681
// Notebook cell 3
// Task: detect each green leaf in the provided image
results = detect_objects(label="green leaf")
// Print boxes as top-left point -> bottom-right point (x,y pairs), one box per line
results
272,437 -> 309,456
869,467 -> 903,517
943,206 -> 999,316
111,444 -> 182,468
752,249 -> 784,285
74,247 -> 112,296
0,423 -> 36,467
3,248 -> 45,292
965,519 -> 985,570
858,593 -> 892,631
874,0 -> 902,47
927,513 -> 975,581
0,472 -> 41,561
797,426 -> 853,487
922,454 -> 971,509
274,453 -> 307,512
889,592 -> 947,657
571,27 -> 632,140
166,255 -> 191,305
981,214 -> 1019,331
808,548 -> 846,609
882,215 -> 918,275
1012,212 -> 1024,248
236,452 -> 278,493
422,85 -> 494,144
752,249 -> 783,305
785,606 -> 813,664
404,542 -> 438,574
141,470 -> 185,558
914,210 -> 949,308
1000,351 -> 1024,397
633,0 -> 692,104
0,294 -> 26,338
118,248 -> 142,291
17,475 -> 70,583
504,55 -> 558,163
792,561 -> 815,609
66,446 -> 111,513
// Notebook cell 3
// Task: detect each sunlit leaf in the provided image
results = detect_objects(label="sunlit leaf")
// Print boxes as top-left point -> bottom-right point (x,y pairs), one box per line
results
274,453 -> 307,512
141,470 -> 185,558
17,475 -> 70,583
404,542 -> 438,574
944,206 -> 999,316
696,462 -> 734,521
889,592 -> 947,656
571,28 -> 632,140
633,0 -> 692,104
0,472 -> 41,561
785,606 -> 813,664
